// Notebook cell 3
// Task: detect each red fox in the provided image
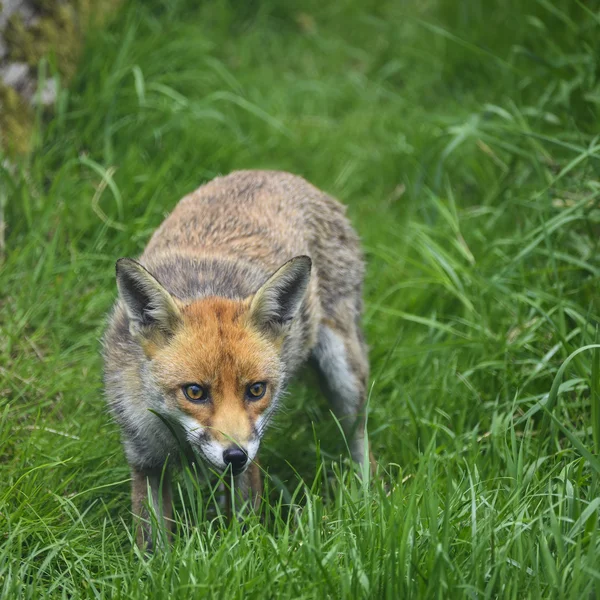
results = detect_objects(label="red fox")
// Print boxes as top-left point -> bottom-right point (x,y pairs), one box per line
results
103,170 -> 374,549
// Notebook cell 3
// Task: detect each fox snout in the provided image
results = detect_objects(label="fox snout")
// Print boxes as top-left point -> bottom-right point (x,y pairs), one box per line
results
222,446 -> 249,475
192,434 -> 258,475
181,417 -> 260,475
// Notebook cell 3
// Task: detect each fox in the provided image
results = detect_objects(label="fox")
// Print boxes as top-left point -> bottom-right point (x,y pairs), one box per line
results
103,170 -> 374,549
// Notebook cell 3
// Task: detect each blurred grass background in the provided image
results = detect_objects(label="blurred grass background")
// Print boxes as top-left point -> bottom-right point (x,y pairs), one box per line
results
1,0 -> 599,597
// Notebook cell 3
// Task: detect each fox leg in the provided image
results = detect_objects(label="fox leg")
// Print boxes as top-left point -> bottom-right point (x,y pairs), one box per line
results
131,466 -> 173,551
313,319 -> 376,475
225,460 -> 262,518
246,459 -> 263,511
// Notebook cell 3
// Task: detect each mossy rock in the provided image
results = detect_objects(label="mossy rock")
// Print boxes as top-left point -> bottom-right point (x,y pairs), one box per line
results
0,82 -> 32,154
0,0 -> 121,155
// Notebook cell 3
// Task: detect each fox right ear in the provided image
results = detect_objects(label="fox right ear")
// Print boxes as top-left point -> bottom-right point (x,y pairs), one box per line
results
116,258 -> 182,339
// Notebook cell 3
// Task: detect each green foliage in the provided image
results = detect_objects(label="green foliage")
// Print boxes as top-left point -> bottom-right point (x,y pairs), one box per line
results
1,0 -> 599,596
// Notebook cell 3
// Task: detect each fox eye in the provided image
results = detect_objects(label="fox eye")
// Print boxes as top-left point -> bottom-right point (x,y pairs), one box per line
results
182,384 -> 209,403
246,382 -> 266,401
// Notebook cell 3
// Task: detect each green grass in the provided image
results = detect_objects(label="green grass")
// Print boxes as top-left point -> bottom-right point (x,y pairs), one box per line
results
2,0 -> 600,596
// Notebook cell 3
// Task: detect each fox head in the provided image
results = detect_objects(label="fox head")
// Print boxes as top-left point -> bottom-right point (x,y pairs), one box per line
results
115,256 -> 311,475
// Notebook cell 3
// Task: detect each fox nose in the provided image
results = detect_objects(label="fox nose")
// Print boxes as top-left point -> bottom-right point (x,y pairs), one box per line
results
223,446 -> 248,474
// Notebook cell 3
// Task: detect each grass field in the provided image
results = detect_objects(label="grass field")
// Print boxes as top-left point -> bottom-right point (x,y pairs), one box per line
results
1,0 -> 600,597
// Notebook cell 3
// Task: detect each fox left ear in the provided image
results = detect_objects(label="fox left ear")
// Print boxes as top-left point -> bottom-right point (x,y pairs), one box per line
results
116,258 -> 182,340
249,256 -> 312,335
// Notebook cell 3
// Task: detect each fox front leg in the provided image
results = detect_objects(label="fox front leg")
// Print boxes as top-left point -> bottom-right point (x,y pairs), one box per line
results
225,459 -> 263,519
131,466 -> 173,551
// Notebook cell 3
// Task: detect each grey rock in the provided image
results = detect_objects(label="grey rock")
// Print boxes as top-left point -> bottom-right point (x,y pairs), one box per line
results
1,61 -> 28,86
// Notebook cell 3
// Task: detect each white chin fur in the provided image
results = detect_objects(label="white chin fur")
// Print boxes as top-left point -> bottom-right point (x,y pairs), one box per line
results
246,438 -> 259,461
198,439 -> 227,471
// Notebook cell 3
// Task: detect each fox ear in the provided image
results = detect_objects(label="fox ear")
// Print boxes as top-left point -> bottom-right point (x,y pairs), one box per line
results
249,256 -> 312,335
116,258 -> 182,339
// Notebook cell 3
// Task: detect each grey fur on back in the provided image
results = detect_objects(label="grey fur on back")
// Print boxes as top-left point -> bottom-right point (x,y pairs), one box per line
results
140,170 -> 364,313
